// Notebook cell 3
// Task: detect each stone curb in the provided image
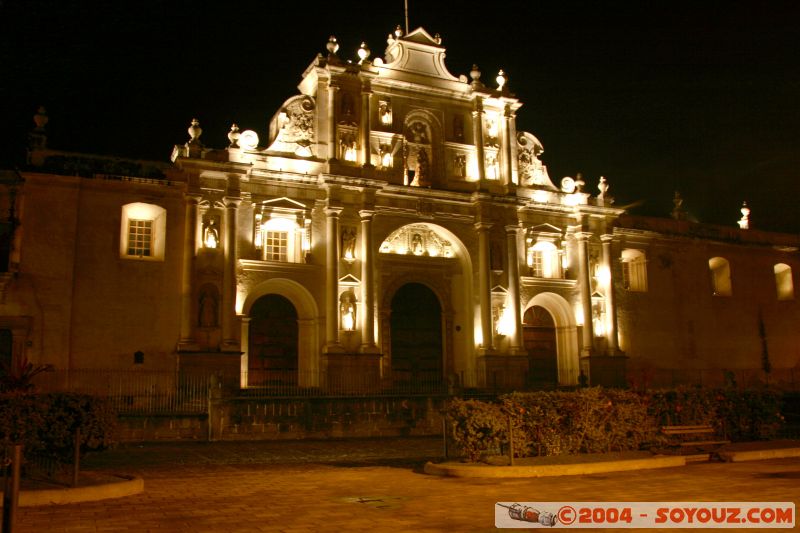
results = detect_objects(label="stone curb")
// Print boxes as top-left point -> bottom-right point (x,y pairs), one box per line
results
424,455 -> 686,478
719,447 -> 800,463
1,475 -> 144,507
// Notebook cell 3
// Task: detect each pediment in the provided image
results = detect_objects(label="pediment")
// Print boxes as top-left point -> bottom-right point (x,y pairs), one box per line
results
339,274 -> 360,285
403,27 -> 441,47
529,223 -> 562,234
261,197 -> 307,211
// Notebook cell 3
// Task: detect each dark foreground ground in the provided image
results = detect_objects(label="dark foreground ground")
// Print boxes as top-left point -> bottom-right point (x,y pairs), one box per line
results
15,437 -> 800,532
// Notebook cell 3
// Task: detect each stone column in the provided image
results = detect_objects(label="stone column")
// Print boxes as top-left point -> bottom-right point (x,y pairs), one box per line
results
178,194 -> 200,349
328,82 -> 338,160
476,222 -> 493,351
505,225 -> 523,352
508,109 -> 519,185
472,99 -> 486,182
601,234 -> 619,354
325,207 -> 343,351
360,87 -> 372,167
239,317 -> 250,388
359,210 -> 378,352
576,231 -> 594,355
502,105 -> 514,185
221,196 -> 241,350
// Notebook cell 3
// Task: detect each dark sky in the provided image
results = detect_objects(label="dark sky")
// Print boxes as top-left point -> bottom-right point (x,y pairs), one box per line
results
2,0 -> 799,232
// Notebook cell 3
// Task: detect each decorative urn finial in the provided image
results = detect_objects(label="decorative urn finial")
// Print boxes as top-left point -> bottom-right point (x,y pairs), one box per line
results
496,69 -> 507,91
33,106 -> 49,131
326,36 -> 339,56
227,124 -> 241,148
738,201 -> 750,229
357,42 -> 371,63
188,118 -> 202,143
470,64 -> 481,86
394,25 -> 403,38
597,176 -> 609,197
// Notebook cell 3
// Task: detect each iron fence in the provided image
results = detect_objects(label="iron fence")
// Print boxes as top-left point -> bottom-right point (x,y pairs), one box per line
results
32,369 -> 208,414
27,366 -> 799,416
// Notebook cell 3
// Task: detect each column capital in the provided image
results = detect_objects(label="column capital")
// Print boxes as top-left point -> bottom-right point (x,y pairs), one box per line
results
574,231 -> 593,242
325,206 -> 343,217
474,222 -> 493,232
223,196 -> 242,209
504,224 -> 521,235
358,209 -> 375,220
600,233 -> 615,243
184,193 -> 202,204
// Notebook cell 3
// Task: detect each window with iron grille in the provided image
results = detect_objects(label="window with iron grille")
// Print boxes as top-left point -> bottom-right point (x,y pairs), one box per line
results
127,219 -> 152,257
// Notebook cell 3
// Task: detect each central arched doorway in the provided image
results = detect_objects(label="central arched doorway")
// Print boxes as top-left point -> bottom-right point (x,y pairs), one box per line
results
390,283 -> 443,388
523,305 -> 558,389
248,294 -> 298,386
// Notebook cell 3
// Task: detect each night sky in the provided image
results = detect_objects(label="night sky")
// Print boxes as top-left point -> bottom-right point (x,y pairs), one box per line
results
2,0 -> 798,232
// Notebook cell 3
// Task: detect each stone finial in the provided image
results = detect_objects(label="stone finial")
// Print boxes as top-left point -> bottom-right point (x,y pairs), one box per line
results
434,33 -> 442,45
357,42 -> 371,63
470,64 -> 482,87
29,105 -> 49,150
574,172 -> 585,192
672,191 -> 685,220
326,36 -> 339,56
33,106 -> 49,131
188,118 -> 203,144
394,25 -> 403,38
597,176 -> 608,198
496,69 -> 507,91
738,201 -> 750,230
227,124 -> 241,148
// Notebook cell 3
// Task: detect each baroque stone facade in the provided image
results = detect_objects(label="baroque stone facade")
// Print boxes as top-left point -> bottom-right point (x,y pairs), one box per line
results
1,27 -> 798,390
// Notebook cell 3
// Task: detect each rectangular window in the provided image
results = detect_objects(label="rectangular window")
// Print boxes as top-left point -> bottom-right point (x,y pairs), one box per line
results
265,231 -> 288,262
622,259 -> 647,291
127,219 -> 152,257
531,251 -> 543,277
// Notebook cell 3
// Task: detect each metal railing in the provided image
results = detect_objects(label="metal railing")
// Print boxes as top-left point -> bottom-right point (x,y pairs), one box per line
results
32,370 -> 208,414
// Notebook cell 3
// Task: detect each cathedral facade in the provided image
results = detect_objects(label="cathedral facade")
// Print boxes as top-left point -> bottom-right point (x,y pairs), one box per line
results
2,27 -> 798,392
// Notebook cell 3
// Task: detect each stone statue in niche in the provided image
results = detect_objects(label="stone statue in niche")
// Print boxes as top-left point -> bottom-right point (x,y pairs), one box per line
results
454,154 -> 466,178
340,93 -> 355,117
415,148 -> 430,187
411,233 -> 424,255
198,287 -> 219,328
203,218 -> 220,249
341,226 -> 357,260
406,121 -> 430,144
340,292 -> 356,330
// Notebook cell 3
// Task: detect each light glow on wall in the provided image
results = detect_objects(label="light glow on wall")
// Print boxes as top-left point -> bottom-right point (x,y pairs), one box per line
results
344,145 -> 357,162
532,189 -> 551,203
495,305 -> 514,336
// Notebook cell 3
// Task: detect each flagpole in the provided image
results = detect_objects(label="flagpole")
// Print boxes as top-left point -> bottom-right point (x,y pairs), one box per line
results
404,0 -> 409,34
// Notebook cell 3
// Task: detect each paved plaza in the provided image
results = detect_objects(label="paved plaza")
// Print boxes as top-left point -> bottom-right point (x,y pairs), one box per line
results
15,437 -> 800,532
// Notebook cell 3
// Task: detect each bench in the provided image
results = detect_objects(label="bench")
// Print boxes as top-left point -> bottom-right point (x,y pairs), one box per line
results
661,425 -> 730,455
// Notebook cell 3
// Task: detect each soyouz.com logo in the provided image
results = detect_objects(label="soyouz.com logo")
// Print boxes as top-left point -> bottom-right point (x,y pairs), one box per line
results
495,502 -> 795,528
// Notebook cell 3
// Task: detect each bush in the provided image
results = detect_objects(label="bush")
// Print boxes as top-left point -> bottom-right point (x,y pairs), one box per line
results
445,387 -> 783,462
0,393 -> 118,463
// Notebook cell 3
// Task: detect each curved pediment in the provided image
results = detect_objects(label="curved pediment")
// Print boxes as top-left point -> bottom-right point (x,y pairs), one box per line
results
381,27 -> 459,82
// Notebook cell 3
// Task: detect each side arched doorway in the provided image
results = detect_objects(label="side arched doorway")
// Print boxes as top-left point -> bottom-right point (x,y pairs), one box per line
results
248,294 -> 298,386
390,283 -> 443,388
523,305 -> 558,389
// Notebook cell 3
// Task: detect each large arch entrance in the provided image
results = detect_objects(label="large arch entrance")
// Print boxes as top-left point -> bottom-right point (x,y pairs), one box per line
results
523,306 -> 557,389
248,294 -> 298,386
524,292 -> 580,386
390,283 -> 443,387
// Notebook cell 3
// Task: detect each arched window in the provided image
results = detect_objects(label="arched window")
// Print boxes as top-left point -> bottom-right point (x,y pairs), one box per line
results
709,257 -> 732,296
120,202 -> 167,261
774,263 -> 794,301
621,249 -> 647,292
528,241 -> 561,278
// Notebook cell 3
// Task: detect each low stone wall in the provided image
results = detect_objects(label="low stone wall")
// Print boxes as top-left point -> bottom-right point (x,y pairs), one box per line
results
116,396 -> 446,442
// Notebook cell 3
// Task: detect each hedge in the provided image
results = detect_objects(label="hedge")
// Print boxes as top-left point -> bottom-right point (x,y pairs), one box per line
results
0,393 -> 118,463
446,387 -> 784,461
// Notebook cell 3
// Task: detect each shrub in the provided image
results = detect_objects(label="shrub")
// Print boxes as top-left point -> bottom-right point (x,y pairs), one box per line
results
446,398 -> 506,461
0,393 -> 118,463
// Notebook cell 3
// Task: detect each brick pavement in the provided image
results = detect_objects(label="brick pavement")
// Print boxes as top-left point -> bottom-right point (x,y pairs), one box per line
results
14,438 -> 800,532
